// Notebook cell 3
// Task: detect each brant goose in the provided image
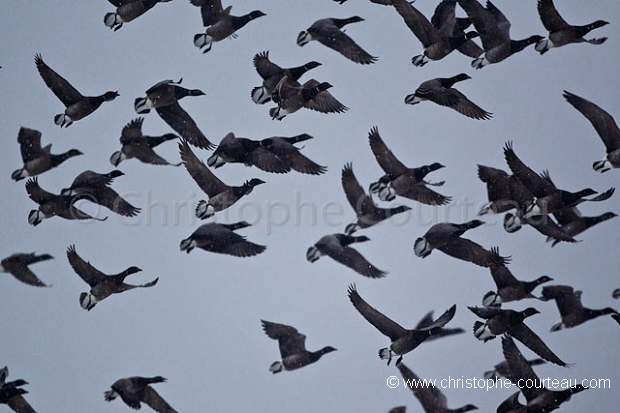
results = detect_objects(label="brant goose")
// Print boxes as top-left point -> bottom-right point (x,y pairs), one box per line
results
207,132 -> 326,174
613,288 -> 620,299
67,245 -> 158,311
104,376 -> 177,412
477,165 -> 581,243
261,320 -> 337,373
414,220 -> 510,267
26,177 -> 107,226
135,79 -> 213,149
457,0 -> 543,68
483,356 -> 545,383
260,134 -> 327,175
541,285 -> 618,331
497,336 -> 587,412
468,306 -> 568,366
536,0 -> 608,54
563,90 -> 620,173
504,141 -> 614,218
297,17 -> 377,64
0,366 -> 36,413
179,139 -> 264,219
397,362 -> 478,413
341,163 -> 411,235
111,118 -> 180,167
269,76 -> 348,120
547,207 -> 617,246
104,0 -> 172,31
180,221 -> 266,256
251,51 -> 321,104
12,127 -> 82,181
192,0 -> 265,53
61,170 -> 141,217
35,54 -> 118,127
348,284 -> 456,365
405,74 -> 492,120
390,0 -> 483,67
368,126 -> 450,205
482,260 -> 553,307
307,234 -> 386,278
1,252 -> 53,287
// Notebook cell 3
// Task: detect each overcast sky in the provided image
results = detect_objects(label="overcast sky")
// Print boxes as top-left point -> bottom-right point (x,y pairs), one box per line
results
1,1 -> 619,412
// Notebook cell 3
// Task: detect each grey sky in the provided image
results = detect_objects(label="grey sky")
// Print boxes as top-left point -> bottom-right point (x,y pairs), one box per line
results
1,0 -> 619,412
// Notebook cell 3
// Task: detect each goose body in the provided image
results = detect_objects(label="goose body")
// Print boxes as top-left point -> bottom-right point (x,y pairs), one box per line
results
0,367 -> 36,413
104,0 -> 172,31
269,76 -> 347,120
111,117 -> 180,166
180,222 -> 266,256
541,285 -> 618,331
307,234 -> 386,278
483,262 -> 552,306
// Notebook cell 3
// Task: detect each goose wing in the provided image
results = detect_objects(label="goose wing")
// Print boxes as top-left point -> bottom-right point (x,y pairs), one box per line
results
397,362 -> 448,410
2,253 -> 52,287
253,51 -> 283,80
347,284 -> 406,340
392,0 -> 440,46
17,127 -> 45,162
563,91 -> 620,153
541,285 -> 582,318
179,139 -> 228,196
504,141 -> 556,198
509,323 -> 568,367
342,163 -> 377,217
368,126 -> 408,175
156,103 -> 214,150
502,335 -> 547,402
140,385 -> 177,413
261,320 -> 308,358
399,185 -> 452,206
315,23 -> 377,64
537,0 -> 569,32
66,245 -> 107,286
34,54 -> 84,107
437,238 -> 510,267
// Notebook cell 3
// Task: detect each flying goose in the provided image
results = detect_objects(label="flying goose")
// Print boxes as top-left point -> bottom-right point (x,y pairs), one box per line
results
468,306 -> 568,366
546,206 -> 617,247
111,118 -> 180,167
104,0 -> 172,31
135,79 -> 213,149
348,284 -> 456,365
536,0 -> 608,54
12,127 -> 82,181
192,0 -> 265,53
179,139 -> 264,219
390,0 -> 482,67
405,74 -> 492,120
342,163 -> 411,235
396,362 -> 478,413
0,366 -> 36,413
180,221 -> 266,256
563,90 -> 620,173
297,16 -> 378,64
497,336 -> 587,412
1,252 -> 53,287
251,51 -> 321,104
368,126 -> 451,205
482,260 -> 553,307
35,54 -> 118,127
207,132 -> 326,174
269,76 -> 348,120
26,177 -> 107,226
67,245 -> 158,311
61,170 -> 141,217
261,320 -> 337,374
457,0 -> 543,68
541,285 -> 618,331
477,165 -> 581,243
504,141 -> 614,218
104,376 -> 177,412
259,134 -> 327,175
307,234 -> 387,278
483,356 -> 546,382
414,220 -> 510,267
